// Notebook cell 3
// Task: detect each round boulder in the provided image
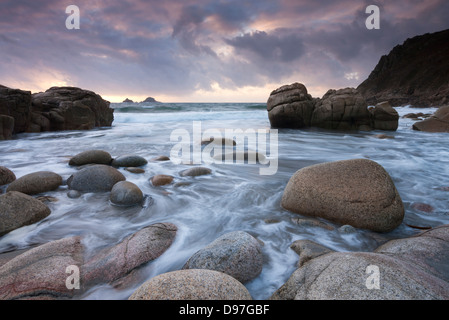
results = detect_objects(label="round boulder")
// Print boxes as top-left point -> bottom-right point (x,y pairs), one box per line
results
0,166 -> 16,186
281,159 -> 404,233
0,191 -> 51,237
111,155 -> 148,167
110,181 -> 143,206
128,269 -> 252,300
6,171 -> 62,195
67,165 -> 126,192
183,231 -> 263,283
68,150 -> 112,166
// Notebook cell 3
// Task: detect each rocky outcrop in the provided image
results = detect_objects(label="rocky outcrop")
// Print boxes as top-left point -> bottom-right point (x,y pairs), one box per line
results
183,231 -> 263,283
0,85 -> 114,139
31,86 -> 113,131
0,85 -> 32,134
357,29 -> 449,107
281,159 -> 404,233
412,106 -> 449,133
128,269 -> 252,300
267,83 -> 399,131
271,224 -> 449,300
0,191 -> 51,237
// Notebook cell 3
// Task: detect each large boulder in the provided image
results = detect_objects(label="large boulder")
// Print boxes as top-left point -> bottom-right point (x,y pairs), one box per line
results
412,106 -> 449,133
271,225 -> 449,300
6,171 -> 62,195
0,236 -> 84,300
0,115 -> 14,140
266,83 -> 315,129
67,164 -> 126,192
31,86 -> 114,131
0,85 -> 32,134
128,269 -> 252,300
82,223 -> 177,286
183,231 -> 263,283
0,191 -> 51,237
281,159 -> 404,233
311,88 -> 371,131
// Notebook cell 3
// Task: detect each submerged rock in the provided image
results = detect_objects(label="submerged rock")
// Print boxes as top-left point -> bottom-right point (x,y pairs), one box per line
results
0,191 -> 51,237
180,167 -> 212,177
6,171 -> 62,195
67,164 -> 126,192
129,269 -> 252,300
281,159 -> 404,233
183,231 -> 263,283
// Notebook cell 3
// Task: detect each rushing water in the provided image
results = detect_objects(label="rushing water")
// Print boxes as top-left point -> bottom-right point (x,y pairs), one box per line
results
0,102 -> 448,300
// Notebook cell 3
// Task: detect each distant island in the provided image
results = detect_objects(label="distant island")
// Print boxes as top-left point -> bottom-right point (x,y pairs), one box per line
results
121,97 -> 161,104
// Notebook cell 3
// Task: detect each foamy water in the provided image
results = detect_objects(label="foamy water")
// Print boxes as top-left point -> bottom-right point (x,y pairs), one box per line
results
0,103 -> 448,299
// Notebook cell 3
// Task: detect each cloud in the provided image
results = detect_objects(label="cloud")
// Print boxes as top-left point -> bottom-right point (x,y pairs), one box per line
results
0,0 -> 448,101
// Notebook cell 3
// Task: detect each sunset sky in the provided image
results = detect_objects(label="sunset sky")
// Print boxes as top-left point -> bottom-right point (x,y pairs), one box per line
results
1,0 -> 448,103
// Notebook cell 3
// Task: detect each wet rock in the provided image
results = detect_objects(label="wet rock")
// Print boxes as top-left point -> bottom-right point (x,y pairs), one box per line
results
69,150 -> 112,166
411,202 -> 435,213
0,166 -> 16,186
82,223 -> 177,286
128,269 -> 252,300
281,159 -> 404,233
111,155 -> 148,167
291,217 -> 335,231
150,174 -> 174,187
151,155 -> 170,161
271,225 -> 449,300
0,115 -> 14,140
413,106 -> 449,133
183,231 -> 263,283
290,240 -> 333,267
6,171 -> 62,195
0,191 -> 51,237
0,236 -> 84,300
180,167 -> 212,177
110,181 -> 143,206
67,164 -> 126,192
125,167 -> 145,174
373,134 -> 394,139
201,137 -> 237,146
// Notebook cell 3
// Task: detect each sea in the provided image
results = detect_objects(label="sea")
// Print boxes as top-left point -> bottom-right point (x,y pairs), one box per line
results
0,102 -> 448,300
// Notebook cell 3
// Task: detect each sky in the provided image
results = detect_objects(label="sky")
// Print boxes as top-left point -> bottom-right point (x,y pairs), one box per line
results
1,0 -> 448,103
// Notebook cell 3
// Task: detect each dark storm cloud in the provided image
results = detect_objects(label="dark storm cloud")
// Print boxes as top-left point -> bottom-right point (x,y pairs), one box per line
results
0,0 -> 448,100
